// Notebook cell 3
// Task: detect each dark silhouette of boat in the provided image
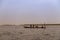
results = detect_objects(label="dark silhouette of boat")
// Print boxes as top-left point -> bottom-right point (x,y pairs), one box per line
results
24,24 -> 46,29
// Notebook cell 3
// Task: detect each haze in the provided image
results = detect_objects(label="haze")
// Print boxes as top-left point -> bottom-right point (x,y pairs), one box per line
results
0,0 -> 60,25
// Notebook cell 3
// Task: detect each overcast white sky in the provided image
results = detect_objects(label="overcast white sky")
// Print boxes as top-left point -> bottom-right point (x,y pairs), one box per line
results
0,0 -> 60,25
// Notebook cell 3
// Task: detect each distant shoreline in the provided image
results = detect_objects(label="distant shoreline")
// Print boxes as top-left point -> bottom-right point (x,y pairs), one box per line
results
23,24 -> 60,25
0,24 -> 60,26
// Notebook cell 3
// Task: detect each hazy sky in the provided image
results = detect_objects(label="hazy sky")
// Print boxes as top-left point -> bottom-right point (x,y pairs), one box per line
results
0,0 -> 60,25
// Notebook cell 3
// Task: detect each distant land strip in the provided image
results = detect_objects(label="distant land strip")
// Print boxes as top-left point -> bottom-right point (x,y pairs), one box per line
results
0,24 -> 60,26
23,24 -> 60,25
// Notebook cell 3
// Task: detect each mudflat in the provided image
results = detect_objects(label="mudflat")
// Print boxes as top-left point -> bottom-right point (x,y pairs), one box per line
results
0,25 -> 60,40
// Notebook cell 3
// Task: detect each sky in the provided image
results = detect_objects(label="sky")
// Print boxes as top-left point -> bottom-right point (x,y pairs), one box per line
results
0,0 -> 60,25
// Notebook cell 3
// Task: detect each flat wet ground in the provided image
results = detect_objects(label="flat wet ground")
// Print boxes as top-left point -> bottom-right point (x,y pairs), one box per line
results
0,25 -> 60,40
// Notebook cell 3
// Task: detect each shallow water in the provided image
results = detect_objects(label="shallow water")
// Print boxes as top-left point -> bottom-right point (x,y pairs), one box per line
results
0,25 -> 60,40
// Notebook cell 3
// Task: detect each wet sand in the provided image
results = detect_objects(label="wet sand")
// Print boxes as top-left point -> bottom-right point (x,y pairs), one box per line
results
0,25 -> 60,40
